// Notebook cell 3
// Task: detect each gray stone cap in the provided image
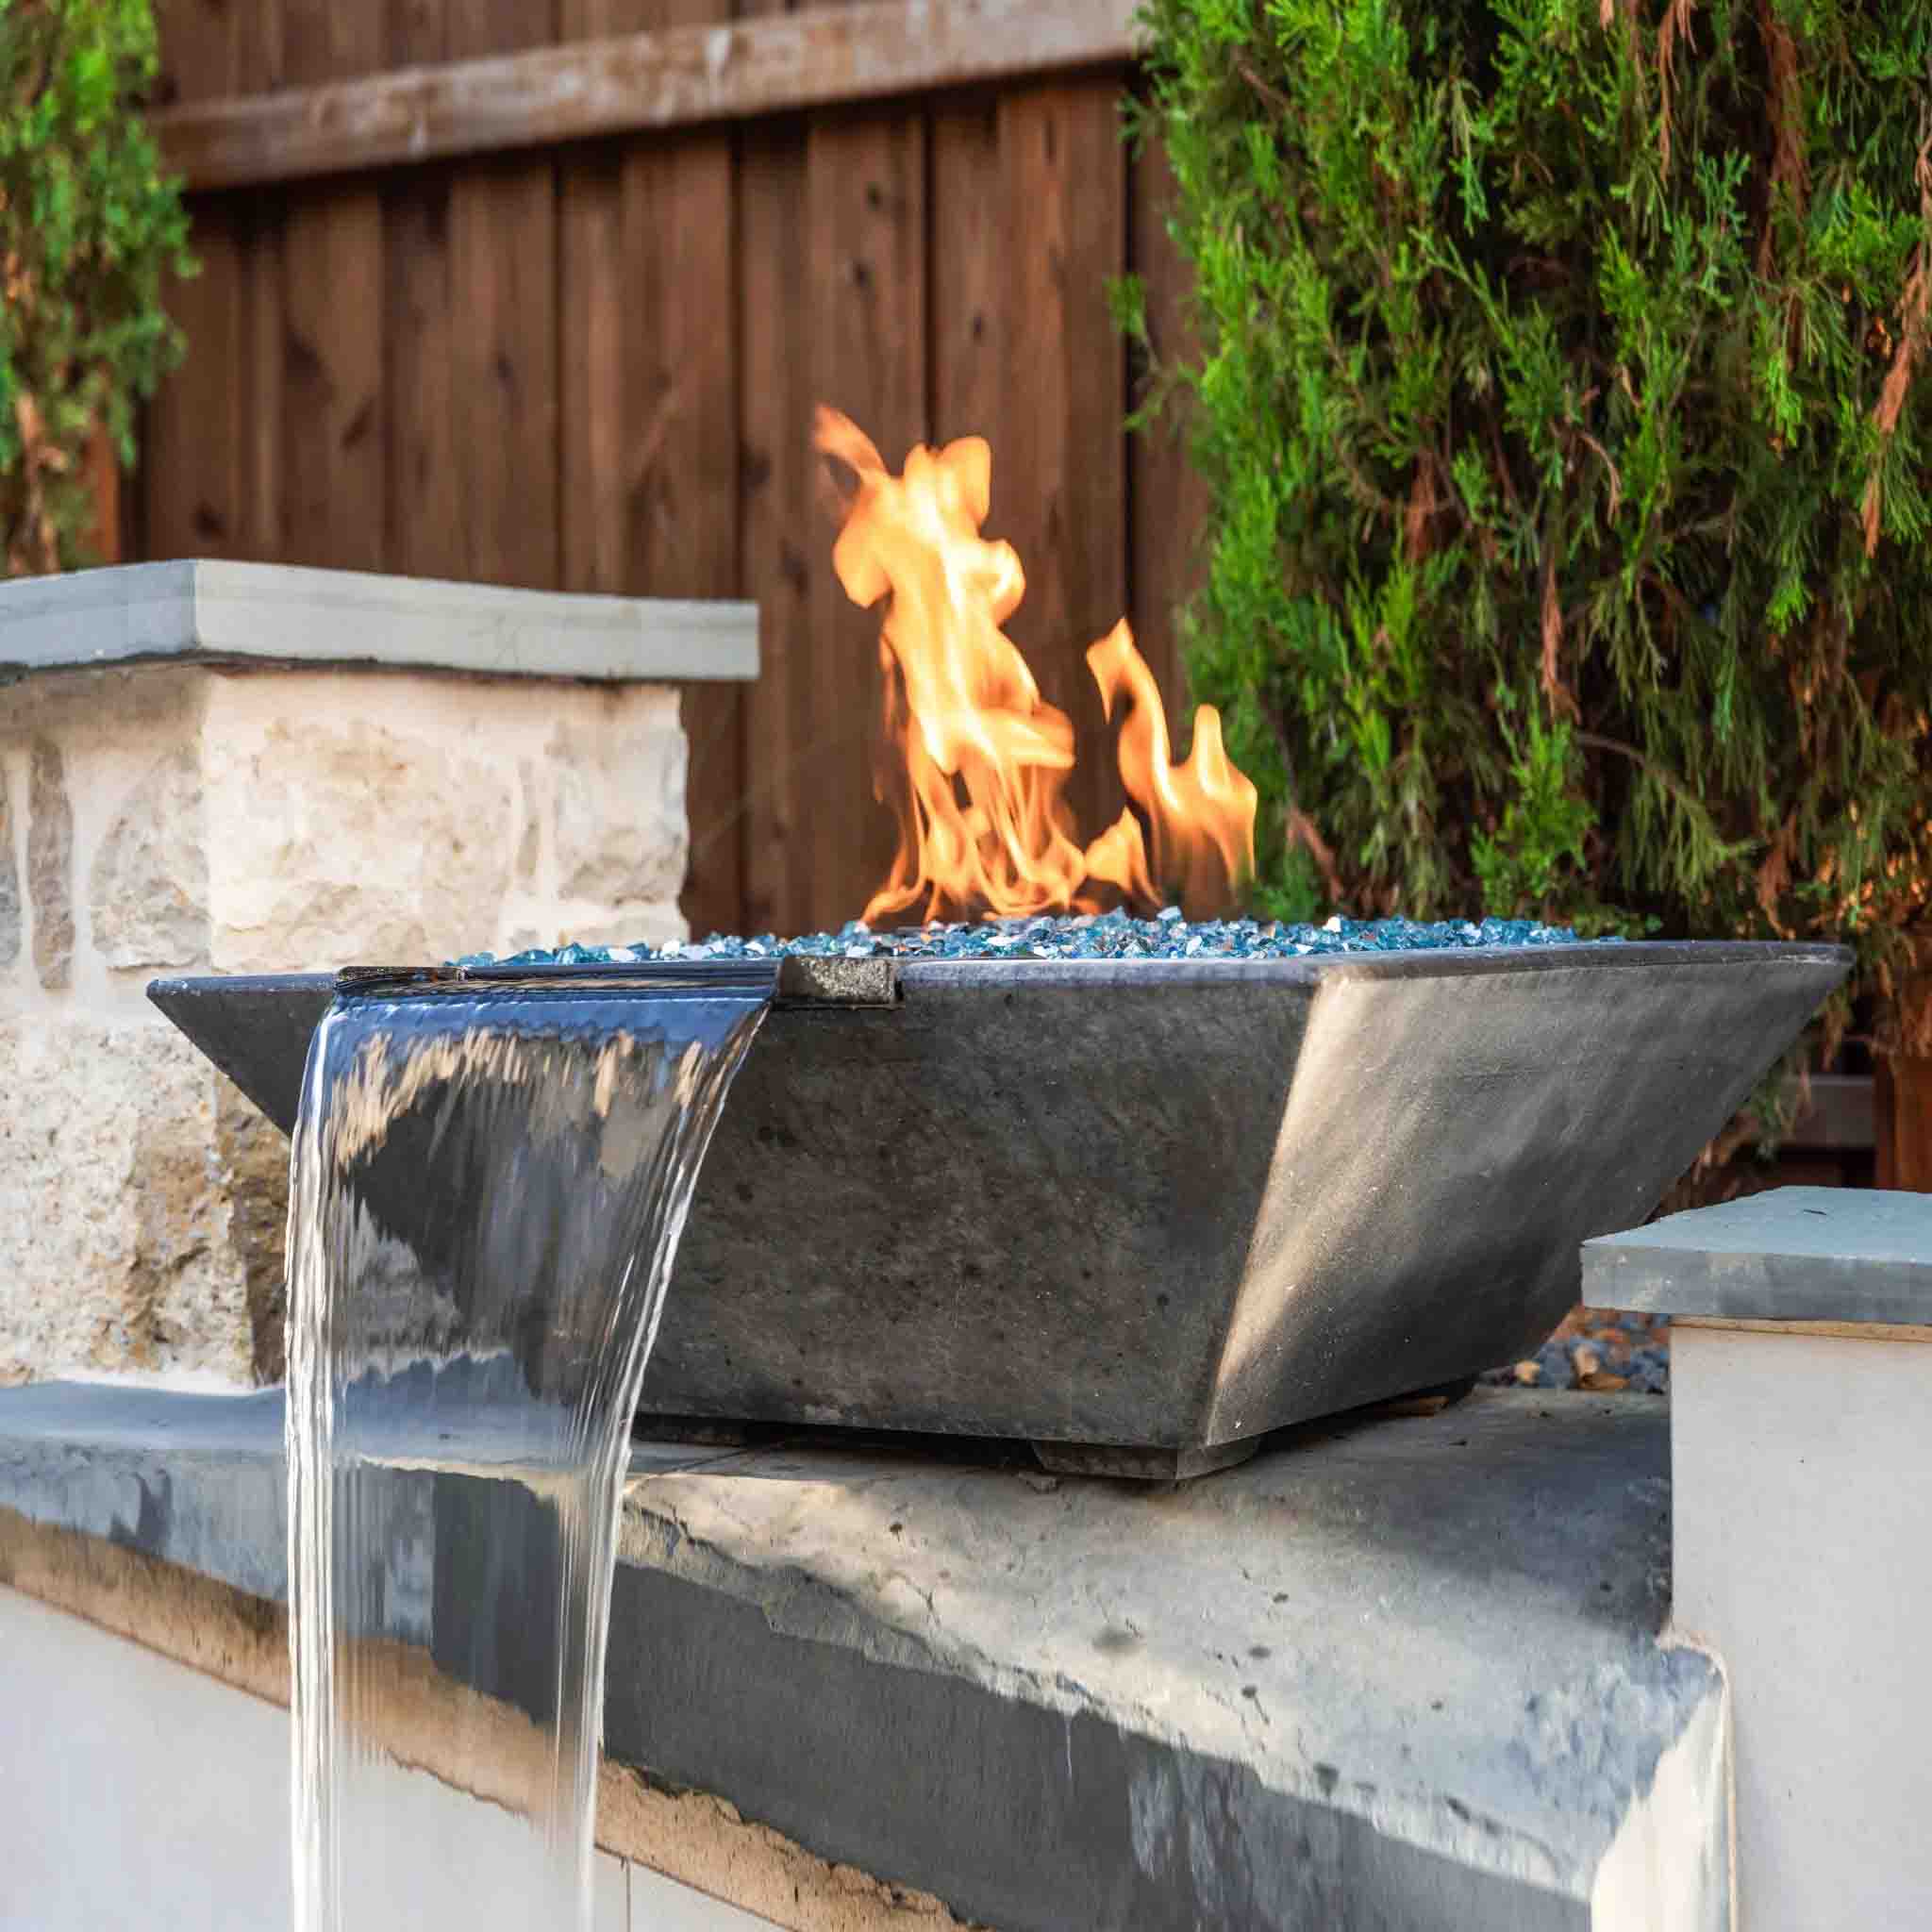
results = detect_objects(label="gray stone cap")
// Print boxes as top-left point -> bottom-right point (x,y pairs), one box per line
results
0,558 -> 758,684
0,1380 -> 1719,1926
1583,1185 -> 1932,1325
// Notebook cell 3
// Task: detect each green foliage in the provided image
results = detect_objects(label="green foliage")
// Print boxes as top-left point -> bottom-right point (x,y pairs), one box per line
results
1127,0 -> 1932,1041
1470,699 -> 1600,918
0,0 -> 189,572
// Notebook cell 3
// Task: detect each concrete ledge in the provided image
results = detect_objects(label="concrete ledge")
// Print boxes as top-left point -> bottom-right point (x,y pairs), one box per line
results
0,560 -> 757,684
1583,1185 -> 1932,1324
1588,1186 -> 1932,1932
0,1383 -> 1724,1931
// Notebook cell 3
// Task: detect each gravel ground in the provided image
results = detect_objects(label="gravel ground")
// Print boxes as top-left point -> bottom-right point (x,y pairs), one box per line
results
1485,1308 -> 1674,1394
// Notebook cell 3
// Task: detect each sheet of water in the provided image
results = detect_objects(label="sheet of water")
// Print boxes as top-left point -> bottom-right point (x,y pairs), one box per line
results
284,969 -> 774,1932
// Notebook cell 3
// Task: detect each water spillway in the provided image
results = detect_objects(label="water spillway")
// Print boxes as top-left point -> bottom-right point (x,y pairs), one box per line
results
281,964 -> 774,1931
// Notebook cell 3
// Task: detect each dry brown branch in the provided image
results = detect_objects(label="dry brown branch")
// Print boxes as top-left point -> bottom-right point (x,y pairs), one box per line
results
1574,729 -> 1707,823
1657,0 -> 1695,174
1285,804 -> 1346,904
1755,0 -> 1808,275
1485,417 -> 1523,517
1540,541 -> 1579,719
1234,53 -> 1291,119
1756,810 -> 1798,933
1861,244 -> 1930,556
1403,451 -> 1441,562
1574,425 -> 1624,521
1601,0 -> 1641,49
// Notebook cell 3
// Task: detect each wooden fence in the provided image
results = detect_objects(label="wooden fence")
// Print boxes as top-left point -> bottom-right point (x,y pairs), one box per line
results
138,0 -> 1208,941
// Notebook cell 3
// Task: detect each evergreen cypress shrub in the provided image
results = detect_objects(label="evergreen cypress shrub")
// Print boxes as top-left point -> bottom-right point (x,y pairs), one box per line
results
1123,0 -> 1932,1050
0,0 -> 189,573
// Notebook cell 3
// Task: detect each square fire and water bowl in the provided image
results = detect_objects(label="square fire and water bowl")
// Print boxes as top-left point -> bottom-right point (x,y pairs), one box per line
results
151,939 -> 1847,1479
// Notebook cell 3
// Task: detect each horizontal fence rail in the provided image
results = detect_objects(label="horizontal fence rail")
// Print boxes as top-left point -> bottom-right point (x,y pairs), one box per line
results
152,0 -> 1141,191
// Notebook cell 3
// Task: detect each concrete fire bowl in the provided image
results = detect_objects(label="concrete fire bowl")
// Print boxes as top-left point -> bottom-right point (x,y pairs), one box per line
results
152,940 -> 1847,1476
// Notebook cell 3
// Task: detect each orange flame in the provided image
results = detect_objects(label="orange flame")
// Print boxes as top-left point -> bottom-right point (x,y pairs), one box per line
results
1086,622 -> 1259,919
817,407 -> 1257,924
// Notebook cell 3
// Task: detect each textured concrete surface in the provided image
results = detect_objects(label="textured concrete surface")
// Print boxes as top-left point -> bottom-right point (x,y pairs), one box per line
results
1666,1325 -> 1932,1932
1585,1185 -> 1932,1324
0,1586 -> 646,1932
0,558 -> 757,684
0,1382 -> 1725,1930
0,1517 -> 980,1932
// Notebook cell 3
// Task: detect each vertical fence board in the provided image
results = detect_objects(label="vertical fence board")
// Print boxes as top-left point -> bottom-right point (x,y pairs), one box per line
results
558,107 -> 626,596
443,4 -> 559,588
616,133 -> 739,602
144,0 -> 282,562
1878,952 -> 1932,1190
800,108 -> 927,927
83,425 -> 122,565
281,191 -> 384,569
991,80 -> 1128,853
739,0 -> 825,940
648,3 -> 743,944
1127,131 -> 1209,718
144,216 -> 246,561
628,133 -> 744,936
382,2 -> 461,578
928,93 -> 1001,446
232,208 -> 287,563
738,113 -> 814,939
446,158 -> 558,586
279,4 -> 385,570
560,0 -> 744,939
382,168 -> 461,577
234,5 -> 288,562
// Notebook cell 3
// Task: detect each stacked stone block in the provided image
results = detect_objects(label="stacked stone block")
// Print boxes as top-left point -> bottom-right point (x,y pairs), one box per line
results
1,656 -> 699,1387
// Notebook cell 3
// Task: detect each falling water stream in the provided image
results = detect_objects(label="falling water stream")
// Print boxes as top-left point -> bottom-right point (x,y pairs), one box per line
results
283,964 -> 774,1931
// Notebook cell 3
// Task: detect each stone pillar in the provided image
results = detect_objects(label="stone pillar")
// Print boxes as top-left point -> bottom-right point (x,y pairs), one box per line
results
0,561 -> 755,1387
1584,1187 -> 1932,1932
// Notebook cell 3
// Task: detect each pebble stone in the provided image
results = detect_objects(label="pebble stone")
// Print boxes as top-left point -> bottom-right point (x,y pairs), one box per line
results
456,910 -> 1608,972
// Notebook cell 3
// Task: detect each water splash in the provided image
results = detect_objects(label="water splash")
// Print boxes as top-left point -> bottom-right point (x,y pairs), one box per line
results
284,967 -> 773,1931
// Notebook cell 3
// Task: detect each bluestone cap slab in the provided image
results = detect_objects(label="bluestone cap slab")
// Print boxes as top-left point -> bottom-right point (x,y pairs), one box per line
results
0,1380 -> 1721,1930
1583,1186 -> 1932,1325
0,558 -> 758,683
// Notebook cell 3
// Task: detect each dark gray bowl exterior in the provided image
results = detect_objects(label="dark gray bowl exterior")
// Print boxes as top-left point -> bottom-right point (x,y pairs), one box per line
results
150,941 -> 1848,1454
